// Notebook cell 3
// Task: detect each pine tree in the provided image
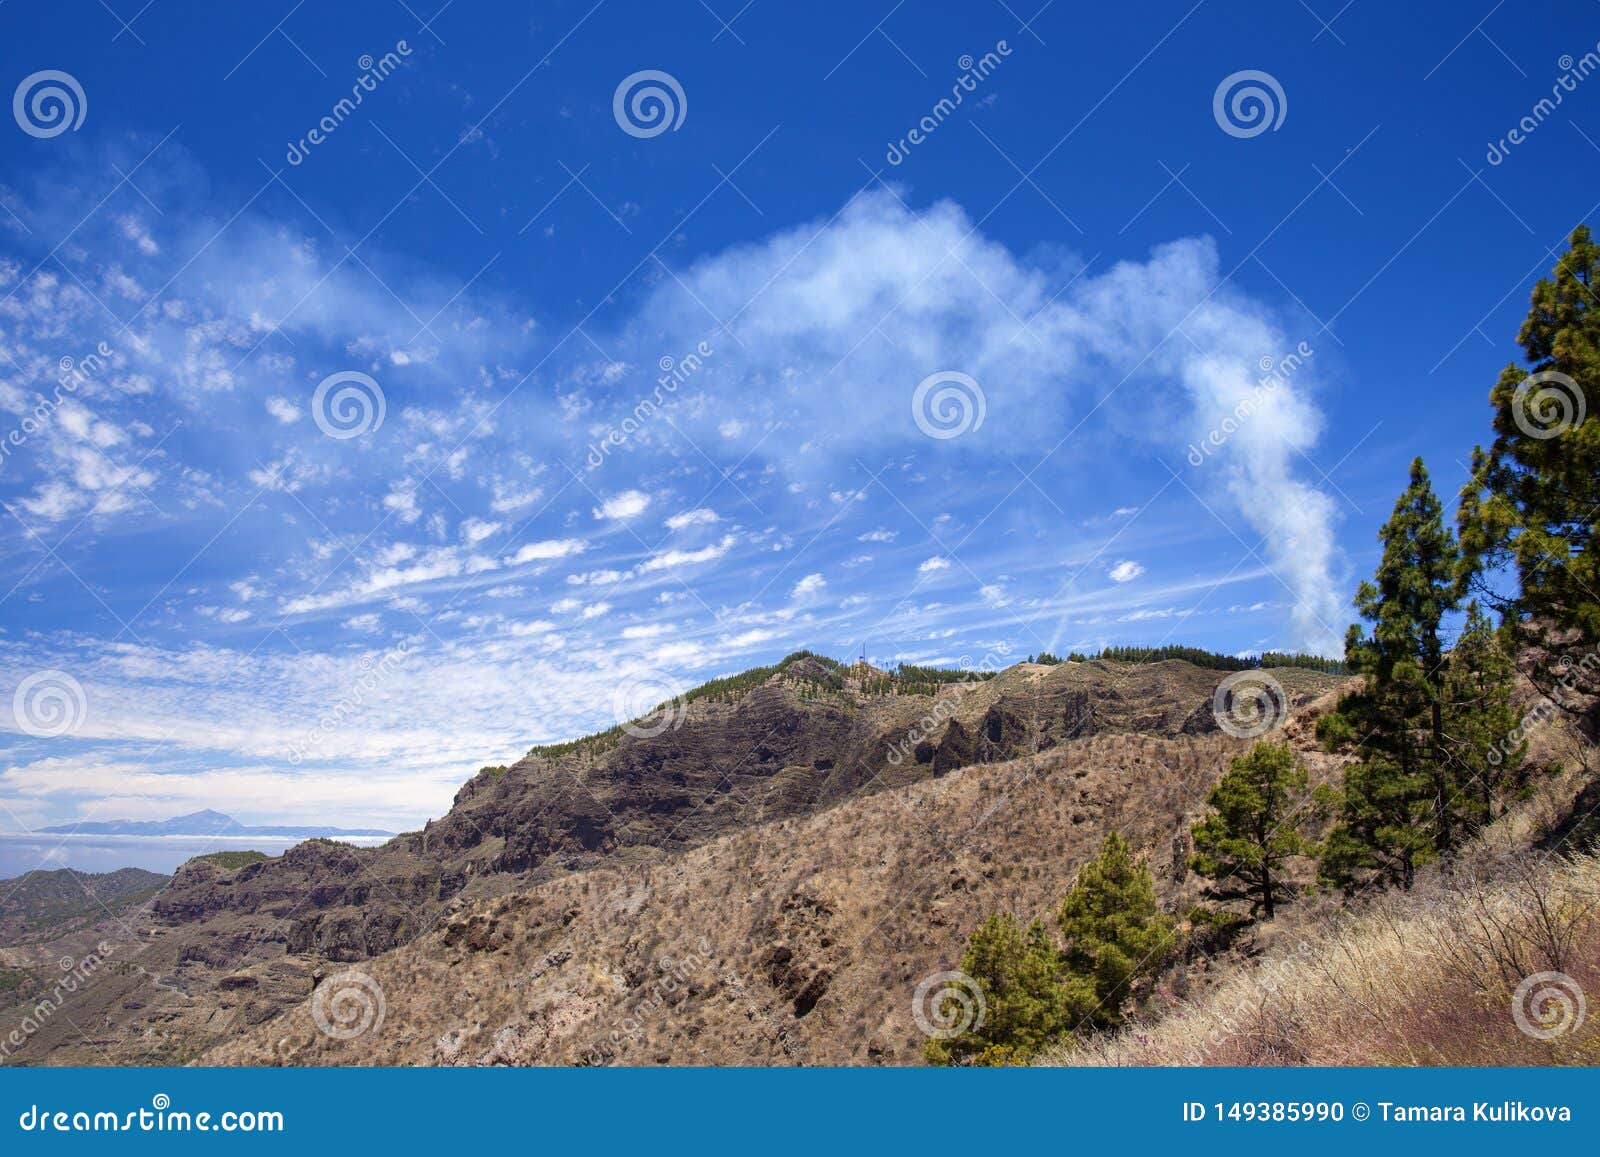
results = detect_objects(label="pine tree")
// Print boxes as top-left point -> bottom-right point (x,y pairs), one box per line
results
1189,742 -> 1313,919
1056,832 -> 1172,1030
1459,226 -> 1600,663
923,913 -> 1087,1066
1320,459 -> 1459,888
1442,602 -> 1530,832
1317,751 -> 1436,892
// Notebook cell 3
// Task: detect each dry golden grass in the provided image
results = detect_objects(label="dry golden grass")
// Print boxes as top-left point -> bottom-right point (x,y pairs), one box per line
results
1048,845 -> 1600,1066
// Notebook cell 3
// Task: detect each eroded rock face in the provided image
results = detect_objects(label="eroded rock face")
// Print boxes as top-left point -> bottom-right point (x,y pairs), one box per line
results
933,719 -> 977,775
1061,689 -> 1098,739
758,891 -> 842,1018
151,840 -> 448,964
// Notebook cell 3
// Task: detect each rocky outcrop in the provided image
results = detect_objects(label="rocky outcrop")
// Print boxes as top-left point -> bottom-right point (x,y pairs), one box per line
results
933,719 -> 977,775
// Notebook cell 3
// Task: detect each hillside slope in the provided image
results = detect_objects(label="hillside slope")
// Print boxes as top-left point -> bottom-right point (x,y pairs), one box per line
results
205,692 -> 1347,1066
1046,844 -> 1600,1066
6,656 -> 1344,1066
0,867 -> 169,947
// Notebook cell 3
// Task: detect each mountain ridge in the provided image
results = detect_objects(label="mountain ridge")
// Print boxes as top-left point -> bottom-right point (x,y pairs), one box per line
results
0,652 -> 1350,1066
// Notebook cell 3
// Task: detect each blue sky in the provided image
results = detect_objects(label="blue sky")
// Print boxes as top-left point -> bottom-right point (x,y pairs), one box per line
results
0,0 -> 1595,831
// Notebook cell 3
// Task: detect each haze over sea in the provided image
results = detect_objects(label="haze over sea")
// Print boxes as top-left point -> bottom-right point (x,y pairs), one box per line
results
0,833 -> 390,879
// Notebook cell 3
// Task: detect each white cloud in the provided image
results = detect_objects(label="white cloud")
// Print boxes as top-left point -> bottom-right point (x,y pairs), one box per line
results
265,396 -> 301,424
791,572 -> 826,599
117,214 -> 159,255
665,508 -> 719,532
460,517 -> 502,546
198,606 -> 252,624
0,628 -> 672,827
490,483 -> 543,513
280,545 -> 499,615
0,758 -> 448,831
374,542 -> 418,566
0,156 -> 1365,839
566,568 -> 625,586
594,490 -> 651,521
547,597 -> 608,620
638,535 -> 736,574
383,485 -> 421,524
506,538 -> 587,565
1121,607 -> 1183,622
55,404 -> 127,449
621,623 -> 670,639
21,481 -> 86,520
1109,560 -> 1145,583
